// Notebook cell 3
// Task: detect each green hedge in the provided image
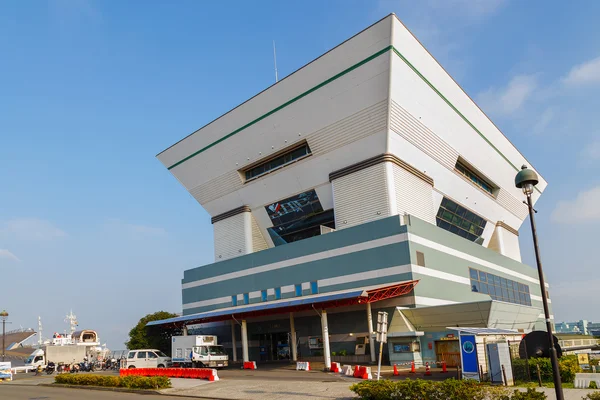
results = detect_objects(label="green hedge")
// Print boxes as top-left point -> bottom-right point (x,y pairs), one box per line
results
349,379 -> 545,400
54,374 -> 171,389
512,356 -> 581,383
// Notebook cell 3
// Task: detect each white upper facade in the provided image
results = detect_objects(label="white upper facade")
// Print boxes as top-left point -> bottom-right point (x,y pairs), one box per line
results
157,14 -> 546,263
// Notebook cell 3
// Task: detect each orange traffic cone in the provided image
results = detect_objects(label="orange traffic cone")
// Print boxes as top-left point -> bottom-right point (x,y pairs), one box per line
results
393,364 -> 399,376
409,361 -> 416,373
425,362 -> 432,376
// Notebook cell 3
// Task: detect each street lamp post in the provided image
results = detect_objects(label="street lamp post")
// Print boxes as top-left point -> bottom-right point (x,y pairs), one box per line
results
0,310 -> 8,362
515,166 -> 564,400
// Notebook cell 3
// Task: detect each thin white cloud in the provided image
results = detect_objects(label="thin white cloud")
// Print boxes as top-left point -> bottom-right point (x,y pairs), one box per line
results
0,249 -> 20,263
477,74 -> 538,116
551,186 -> 600,224
580,139 -> 600,161
563,56 -> 600,86
1,218 -> 67,241
531,107 -> 555,135
106,219 -> 167,238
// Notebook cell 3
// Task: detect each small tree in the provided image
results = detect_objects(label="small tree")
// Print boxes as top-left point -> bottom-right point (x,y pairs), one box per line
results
125,311 -> 179,353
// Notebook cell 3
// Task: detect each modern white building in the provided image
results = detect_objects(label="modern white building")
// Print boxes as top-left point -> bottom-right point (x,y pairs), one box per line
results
151,14 -> 551,369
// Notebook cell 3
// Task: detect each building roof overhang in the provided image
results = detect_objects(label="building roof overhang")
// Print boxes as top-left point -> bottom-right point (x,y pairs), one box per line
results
398,300 -> 542,332
147,280 -> 418,329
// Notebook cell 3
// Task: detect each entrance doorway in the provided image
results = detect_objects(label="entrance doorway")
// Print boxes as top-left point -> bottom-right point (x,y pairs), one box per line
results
435,339 -> 461,367
257,332 -> 290,361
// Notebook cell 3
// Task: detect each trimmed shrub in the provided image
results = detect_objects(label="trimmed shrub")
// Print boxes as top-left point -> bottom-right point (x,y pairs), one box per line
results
350,379 -> 506,400
54,374 -> 170,389
512,356 -> 581,384
583,392 -> 600,400
349,379 -> 549,400
559,356 -> 581,383
500,388 -> 547,400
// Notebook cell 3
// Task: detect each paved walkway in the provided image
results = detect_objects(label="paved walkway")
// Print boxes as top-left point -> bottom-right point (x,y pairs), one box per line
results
163,378 -> 356,400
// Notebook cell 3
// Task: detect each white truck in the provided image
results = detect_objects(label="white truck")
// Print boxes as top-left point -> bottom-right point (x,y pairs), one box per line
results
24,345 -> 88,368
171,335 -> 229,368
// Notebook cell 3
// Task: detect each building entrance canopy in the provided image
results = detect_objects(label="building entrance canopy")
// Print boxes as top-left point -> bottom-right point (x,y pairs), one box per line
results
148,280 -> 419,329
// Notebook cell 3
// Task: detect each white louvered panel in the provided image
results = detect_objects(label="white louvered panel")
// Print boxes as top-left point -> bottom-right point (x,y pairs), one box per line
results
390,101 -> 458,169
496,189 -> 528,220
332,163 -> 392,229
188,101 -> 387,206
251,214 -> 269,252
308,101 -> 388,155
190,170 -> 243,205
213,213 -> 249,262
392,163 -> 435,224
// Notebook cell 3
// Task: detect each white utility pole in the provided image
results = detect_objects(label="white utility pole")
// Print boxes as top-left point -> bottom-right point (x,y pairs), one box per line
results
376,311 -> 388,381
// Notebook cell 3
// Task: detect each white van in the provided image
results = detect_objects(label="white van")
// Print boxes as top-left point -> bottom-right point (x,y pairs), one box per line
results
125,349 -> 171,369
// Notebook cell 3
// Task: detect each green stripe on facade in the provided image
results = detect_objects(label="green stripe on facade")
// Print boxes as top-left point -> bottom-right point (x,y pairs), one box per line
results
168,45 -> 393,170
167,45 -> 533,192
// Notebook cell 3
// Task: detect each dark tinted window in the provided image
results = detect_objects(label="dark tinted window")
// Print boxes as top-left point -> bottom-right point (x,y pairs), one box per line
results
436,198 -> 487,242
245,143 -> 311,181
468,268 -> 531,306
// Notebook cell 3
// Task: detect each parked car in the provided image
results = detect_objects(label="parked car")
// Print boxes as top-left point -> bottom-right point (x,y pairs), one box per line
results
124,349 -> 171,369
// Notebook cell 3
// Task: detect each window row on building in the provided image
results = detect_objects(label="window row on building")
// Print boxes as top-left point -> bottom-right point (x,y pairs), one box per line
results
455,161 -> 495,195
436,197 -> 487,242
231,281 -> 319,307
469,267 -> 532,306
243,142 -> 312,181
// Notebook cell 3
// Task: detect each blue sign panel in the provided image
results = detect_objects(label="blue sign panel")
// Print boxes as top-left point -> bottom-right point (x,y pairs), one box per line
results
460,334 -> 479,379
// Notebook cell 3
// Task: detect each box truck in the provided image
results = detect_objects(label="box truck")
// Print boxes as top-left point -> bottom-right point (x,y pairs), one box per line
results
172,335 -> 228,368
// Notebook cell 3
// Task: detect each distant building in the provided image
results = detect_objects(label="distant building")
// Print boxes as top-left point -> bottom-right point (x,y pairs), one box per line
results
556,320 -> 600,336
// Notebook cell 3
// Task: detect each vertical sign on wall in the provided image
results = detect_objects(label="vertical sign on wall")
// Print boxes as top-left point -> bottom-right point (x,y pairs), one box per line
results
459,334 -> 479,381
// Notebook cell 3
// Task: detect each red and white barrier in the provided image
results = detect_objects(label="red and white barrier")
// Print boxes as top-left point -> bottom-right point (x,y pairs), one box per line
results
352,365 -> 372,380
243,361 -> 257,370
120,367 -> 219,381
296,361 -> 310,371
330,362 -> 341,373
341,365 -> 354,376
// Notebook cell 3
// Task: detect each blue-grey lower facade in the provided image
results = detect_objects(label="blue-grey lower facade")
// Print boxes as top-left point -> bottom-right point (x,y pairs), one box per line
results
180,215 -> 549,364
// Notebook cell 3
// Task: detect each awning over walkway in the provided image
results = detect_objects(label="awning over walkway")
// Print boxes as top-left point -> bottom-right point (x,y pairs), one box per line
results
447,327 -> 521,336
398,300 -> 541,332
148,280 -> 418,328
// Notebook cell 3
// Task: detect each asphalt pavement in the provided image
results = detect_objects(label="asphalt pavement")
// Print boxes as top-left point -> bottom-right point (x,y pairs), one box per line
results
0,385 -> 179,399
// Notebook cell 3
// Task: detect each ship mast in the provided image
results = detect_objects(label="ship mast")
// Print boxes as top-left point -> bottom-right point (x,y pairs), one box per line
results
64,310 -> 78,335
38,316 -> 43,348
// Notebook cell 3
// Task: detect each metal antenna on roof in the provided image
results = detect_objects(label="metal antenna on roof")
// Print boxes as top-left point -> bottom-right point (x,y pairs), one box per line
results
273,40 -> 279,82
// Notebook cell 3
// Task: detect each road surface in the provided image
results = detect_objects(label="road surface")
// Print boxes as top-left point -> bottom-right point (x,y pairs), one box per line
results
0,385 -> 182,399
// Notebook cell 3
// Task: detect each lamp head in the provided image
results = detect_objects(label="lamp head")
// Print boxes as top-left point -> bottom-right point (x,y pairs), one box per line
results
515,165 -> 539,196
0,310 -> 8,319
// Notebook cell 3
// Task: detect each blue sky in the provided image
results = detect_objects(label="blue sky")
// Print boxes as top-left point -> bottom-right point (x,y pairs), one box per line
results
1,1 -> 599,348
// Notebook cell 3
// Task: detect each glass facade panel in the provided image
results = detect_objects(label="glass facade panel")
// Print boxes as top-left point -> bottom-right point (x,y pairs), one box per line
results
436,198 -> 487,242
455,161 -> 495,195
468,268 -> 532,306
245,143 -> 311,181
275,287 -> 281,300
261,290 -> 268,302
295,284 -> 302,297
266,189 -> 335,246
243,293 -> 249,305
310,281 -> 319,294
231,295 -> 238,307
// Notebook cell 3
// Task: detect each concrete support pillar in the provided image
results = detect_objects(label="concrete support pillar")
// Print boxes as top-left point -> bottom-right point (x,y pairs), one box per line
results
241,320 -> 249,363
231,319 -> 238,362
321,310 -> 331,370
367,303 -> 376,363
182,325 -> 188,336
290,312 -> 297,362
